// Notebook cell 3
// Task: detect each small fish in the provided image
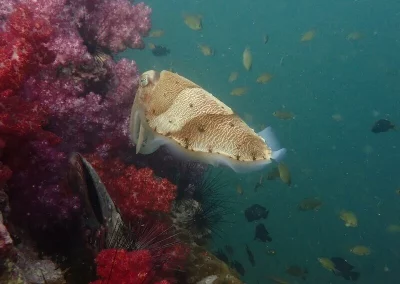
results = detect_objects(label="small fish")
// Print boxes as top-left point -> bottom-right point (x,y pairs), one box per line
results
254,223 -> 272,242
298,198 -> 322,211
278,162 -> 291,186
245,204 -> 269,222
225,245 -> 234,255
151,45 -> 171,57
318,257 -> 338,273
273,110 -> 295,120
148,42 -> 156,50
230,87 -> 248,96
198,44 -> 214,56
285,265 -> 308,280
267,276 -> 289,284
242,46 -> 252,71
371,119 -> 396,133
263,34 -> 269,44
396,188 -> 400,195
330,257 -> 360,281
301,30 -> 315,42
266,249 -> 276,256
236,184 -> 243,195
347,32 -> 363,41
256,73 -> 273,84
183,14 -> 202,30
232,260 -> 245,276
384,265 -> 390,272
246,245 -> 255,267
350,245 -> 371,256
387,224 -> 400,233
214,248 -> 229,263
266,167 -> 280,180
339,210 -> 358,227
332,113 -> 343,122
149,29 -> 164,38
228,71 -> 239,83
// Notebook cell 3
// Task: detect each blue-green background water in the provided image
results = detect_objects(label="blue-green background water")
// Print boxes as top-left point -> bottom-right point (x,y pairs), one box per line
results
123,0 -> 400,283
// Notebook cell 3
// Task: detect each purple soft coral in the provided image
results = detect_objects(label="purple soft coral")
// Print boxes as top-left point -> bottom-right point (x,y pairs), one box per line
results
84,0 -> 152,52
0,0 -> 150,232
24,57 -> 139,153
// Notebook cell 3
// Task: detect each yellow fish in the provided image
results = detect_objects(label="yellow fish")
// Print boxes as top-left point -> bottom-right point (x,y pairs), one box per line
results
149,29 -> 164,38
332,113 -> 343,122
278,162 -> 291,186
298,198 -> 322,211
339,210 -> 358,227
228,71 -> 238,83
236,185 -> 243,195
230,87 -> 248,96
198,44 -> 214,56
242,47 -> 252,71
386,224 -> 400,233
301,30 -> 316,42
256,73 -> 273,84
148,43 -> 156,50
347,32 -> 363,41
318,257 -> 338,273
350,245 -> 371,256
183,14 -> 202,30
273,110 -> 295,120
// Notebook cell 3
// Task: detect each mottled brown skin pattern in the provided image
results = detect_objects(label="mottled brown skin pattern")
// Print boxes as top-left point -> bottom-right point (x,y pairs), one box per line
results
140,71 -> 199,116
136,70 -> 272,163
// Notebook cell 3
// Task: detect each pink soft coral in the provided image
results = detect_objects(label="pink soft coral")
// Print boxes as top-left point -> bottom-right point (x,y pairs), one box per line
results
84,0 -> 151,52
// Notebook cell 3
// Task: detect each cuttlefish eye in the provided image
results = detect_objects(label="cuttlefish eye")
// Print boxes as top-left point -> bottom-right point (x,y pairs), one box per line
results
140,75 -> 149,87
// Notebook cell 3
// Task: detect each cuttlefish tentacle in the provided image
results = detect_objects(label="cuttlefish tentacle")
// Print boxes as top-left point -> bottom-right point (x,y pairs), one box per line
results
130,71 -> 166,155
136,121 -> 146,154
129,105 -> 142,152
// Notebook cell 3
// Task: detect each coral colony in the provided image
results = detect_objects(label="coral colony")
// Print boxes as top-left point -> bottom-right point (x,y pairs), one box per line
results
0,1 -> 241,284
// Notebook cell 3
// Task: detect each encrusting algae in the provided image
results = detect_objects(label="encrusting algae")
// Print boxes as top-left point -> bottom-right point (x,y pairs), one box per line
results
186,244 -> 243,284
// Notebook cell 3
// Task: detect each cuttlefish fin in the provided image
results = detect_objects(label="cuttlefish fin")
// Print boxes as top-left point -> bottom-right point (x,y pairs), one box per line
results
136,122 -> 146,154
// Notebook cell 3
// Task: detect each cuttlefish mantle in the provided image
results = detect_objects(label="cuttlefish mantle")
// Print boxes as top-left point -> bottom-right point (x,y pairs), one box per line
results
129,70 -> 286,173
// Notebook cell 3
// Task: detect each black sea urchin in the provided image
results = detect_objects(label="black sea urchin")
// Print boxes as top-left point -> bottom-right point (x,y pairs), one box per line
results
171,170 -> 232,243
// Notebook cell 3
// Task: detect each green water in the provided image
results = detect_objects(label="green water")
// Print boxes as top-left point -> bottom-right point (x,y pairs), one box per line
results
123,0 -> 400,283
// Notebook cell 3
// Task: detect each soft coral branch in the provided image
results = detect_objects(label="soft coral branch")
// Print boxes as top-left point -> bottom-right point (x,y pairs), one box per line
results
86,154 -> 177,220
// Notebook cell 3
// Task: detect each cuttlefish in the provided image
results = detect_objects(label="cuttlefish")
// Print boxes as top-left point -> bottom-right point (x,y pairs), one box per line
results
129,70 -> 286,173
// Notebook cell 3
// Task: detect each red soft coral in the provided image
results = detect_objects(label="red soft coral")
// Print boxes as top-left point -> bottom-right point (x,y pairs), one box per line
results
86,155 -> 176,220
0,163 -> 12,185
91,249 -> 153,284
0,94 -> 81,228
0,4 -> 55,93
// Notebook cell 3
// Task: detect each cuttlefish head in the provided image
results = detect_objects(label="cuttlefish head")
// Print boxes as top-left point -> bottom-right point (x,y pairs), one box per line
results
130,71 -> 159,154
129,69 -> 200,155
136,70 -> 160,102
